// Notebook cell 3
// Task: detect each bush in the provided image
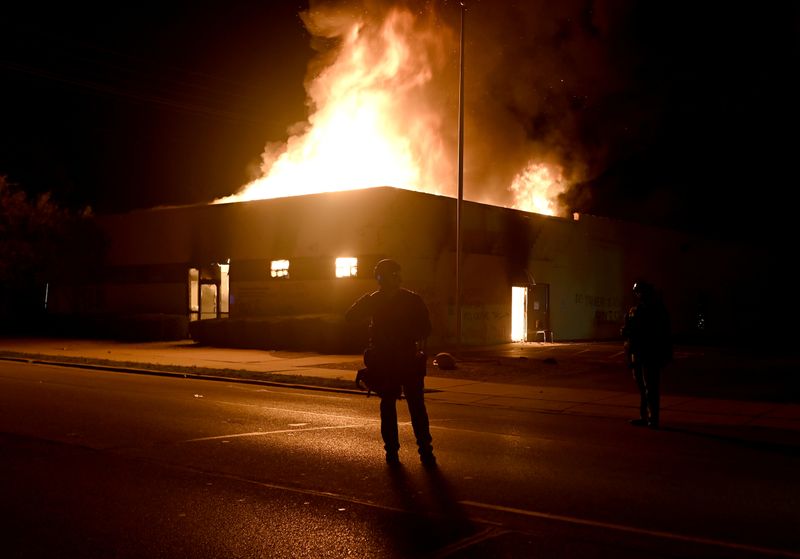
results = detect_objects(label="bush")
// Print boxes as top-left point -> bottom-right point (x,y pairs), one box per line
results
189,314 -> 367,354
41,312 -> 189,341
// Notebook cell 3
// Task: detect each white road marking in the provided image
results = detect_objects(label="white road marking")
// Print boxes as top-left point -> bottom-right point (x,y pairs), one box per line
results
211,401 -> 381,424
184,423 -> 369,442
460,500 -> 800,558
433,527 -> 510,558
163,462 -> 506,529
148,458 -> 790,557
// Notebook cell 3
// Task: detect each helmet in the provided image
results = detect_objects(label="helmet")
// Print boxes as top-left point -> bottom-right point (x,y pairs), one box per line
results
633,280 -> 653,296
374,259 -> 401,284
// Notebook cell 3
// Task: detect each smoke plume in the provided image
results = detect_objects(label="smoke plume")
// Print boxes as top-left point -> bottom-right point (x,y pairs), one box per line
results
230,0 -> 648,216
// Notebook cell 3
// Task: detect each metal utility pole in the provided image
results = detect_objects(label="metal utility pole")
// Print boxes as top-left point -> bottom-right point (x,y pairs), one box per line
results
455,1 -> 465,348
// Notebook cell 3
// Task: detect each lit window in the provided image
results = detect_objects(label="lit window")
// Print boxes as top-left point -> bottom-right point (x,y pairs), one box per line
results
271,259 -> 290,278
335,257 -> 358,278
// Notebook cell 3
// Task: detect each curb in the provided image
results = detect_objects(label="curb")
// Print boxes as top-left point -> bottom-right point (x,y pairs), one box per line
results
0,355 -> 367,396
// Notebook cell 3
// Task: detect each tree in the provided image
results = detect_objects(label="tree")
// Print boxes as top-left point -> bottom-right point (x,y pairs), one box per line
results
0,175 -> 101,333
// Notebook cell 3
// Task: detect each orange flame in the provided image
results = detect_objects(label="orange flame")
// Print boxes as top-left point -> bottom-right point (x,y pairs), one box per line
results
509,161 -> 566,216
215,6 -> 565,217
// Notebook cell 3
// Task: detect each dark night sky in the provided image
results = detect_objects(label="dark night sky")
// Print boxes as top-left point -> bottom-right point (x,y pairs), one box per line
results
2,1 -> 798,242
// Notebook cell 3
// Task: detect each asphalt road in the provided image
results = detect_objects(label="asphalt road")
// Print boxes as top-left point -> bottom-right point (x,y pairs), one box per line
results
1,360 -> 798,558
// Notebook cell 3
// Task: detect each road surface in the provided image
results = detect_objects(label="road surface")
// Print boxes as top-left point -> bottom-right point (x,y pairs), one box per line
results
1,360 -> 798,558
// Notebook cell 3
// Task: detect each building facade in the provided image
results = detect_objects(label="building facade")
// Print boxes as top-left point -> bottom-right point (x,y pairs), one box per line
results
50,187 -> 756,348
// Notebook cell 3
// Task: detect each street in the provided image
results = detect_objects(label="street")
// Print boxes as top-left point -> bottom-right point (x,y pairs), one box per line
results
1,360 -> 798,558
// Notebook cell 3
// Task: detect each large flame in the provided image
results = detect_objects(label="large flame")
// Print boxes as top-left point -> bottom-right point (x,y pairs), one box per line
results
509,161 -> 566,215
215,5 -> 565,217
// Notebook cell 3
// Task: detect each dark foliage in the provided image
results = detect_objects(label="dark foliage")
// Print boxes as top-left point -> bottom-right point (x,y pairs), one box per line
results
0,176 -> 104,333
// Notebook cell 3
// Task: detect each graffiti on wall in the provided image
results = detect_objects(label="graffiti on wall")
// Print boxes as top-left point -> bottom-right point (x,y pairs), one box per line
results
574,293 -> 623,324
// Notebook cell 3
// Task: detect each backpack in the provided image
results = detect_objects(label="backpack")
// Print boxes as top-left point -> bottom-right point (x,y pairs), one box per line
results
355,365 -> 386,397
354,344 -> 427,397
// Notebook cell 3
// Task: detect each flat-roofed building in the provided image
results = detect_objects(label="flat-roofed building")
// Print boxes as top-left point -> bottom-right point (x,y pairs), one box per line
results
49,187 -> 755,349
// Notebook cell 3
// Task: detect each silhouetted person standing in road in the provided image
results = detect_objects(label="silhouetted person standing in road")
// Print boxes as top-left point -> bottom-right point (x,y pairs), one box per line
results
346,259 -> 435,466
621,280 -> 672,429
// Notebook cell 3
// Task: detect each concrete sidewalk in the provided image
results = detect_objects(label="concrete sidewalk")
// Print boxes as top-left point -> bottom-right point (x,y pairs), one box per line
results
1,337 -> 799,436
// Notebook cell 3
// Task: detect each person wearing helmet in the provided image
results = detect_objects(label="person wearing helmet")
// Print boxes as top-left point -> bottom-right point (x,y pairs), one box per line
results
621,279 -> 672,429
346,259 -> 435,466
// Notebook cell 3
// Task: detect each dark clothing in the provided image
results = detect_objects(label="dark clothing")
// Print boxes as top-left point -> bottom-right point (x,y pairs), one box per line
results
632,361 -> 662,426
346,287 -> 433,458
621,293 -> 671,427
622,297 -> 672,369
379,374 -> 432,456
346,288 -> 431,355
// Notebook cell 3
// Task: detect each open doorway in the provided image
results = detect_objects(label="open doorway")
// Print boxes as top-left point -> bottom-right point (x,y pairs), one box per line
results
511,286 -> 528,342
511,283 -> 552,342
188,262 -> 229,321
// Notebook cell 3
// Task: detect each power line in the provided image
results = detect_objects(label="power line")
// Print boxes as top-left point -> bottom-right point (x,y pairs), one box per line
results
1,61 -> 269,126
2,22 -> 306,127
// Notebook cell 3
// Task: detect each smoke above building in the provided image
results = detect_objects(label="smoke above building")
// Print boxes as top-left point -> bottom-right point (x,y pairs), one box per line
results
216,0 -> 648,218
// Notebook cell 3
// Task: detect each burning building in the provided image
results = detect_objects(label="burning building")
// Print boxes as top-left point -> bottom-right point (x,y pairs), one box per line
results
46,186 -> 753,351
40,4 -> 770,349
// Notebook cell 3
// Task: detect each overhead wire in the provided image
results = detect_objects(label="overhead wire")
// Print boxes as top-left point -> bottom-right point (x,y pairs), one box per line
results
1,23 -> 297,127
1,60 -> 268,126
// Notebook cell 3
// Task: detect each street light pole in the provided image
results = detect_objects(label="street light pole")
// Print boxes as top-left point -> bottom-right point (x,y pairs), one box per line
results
455,1 -> 465,349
